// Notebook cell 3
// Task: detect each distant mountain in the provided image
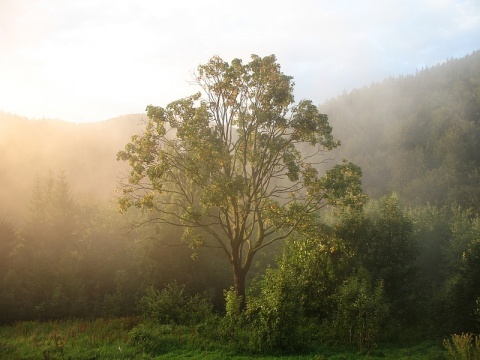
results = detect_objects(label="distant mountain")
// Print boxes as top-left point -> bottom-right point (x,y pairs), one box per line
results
319,50 -> 480,210
0,112 -> 147,221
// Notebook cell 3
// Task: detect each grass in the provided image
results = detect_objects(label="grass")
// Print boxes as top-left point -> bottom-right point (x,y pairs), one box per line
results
0,317 -> 447,359
0,317 -> 139,359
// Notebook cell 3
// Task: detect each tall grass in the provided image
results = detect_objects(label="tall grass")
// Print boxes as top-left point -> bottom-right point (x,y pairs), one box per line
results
444,333 -> 480,360
0,317 -> 447,359
1,317 -> 140,359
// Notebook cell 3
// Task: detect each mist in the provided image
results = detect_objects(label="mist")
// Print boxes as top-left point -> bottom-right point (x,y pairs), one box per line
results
1,50 -> 479,235
1,51 -> 480,357
0,112 -> 147,221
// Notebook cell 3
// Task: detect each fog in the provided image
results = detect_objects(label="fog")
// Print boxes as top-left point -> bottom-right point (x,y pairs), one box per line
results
0,111 -> 146,221
319,50 -> 480,209
2,50 -> 479,220
0,51 -> 479,332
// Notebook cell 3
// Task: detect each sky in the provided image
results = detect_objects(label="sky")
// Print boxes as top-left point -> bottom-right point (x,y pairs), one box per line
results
1,0 -> 479,123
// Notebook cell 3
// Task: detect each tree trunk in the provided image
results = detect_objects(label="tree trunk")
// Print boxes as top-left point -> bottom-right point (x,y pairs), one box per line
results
233,264 -> 247,313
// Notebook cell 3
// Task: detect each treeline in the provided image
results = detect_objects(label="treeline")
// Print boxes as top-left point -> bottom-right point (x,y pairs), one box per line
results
0,112 -> 143,221
321,50 -> 480,210
229,196 -> 480,352
0,172 -> 233,322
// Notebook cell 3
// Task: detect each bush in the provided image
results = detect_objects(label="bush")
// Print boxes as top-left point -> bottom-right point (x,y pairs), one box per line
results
333,267 -> 388,351
252,266 -> 304,353
443,333 -> 480,360
215,268 -> 307,354
136,282 -> 213,325
212,289 -> 253,352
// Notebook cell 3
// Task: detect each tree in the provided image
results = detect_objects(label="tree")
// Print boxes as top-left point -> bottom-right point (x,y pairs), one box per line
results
333,267 -> 388,351
117,54 -> 364,311
443,208 -> 480,333
0,218 -> 20,322
336,195 -> 418,325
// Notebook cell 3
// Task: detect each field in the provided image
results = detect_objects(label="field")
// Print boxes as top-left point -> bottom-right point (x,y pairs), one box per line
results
0,317 -> 447,360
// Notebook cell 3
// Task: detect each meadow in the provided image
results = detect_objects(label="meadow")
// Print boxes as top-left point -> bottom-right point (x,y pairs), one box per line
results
0,317 -> 447,360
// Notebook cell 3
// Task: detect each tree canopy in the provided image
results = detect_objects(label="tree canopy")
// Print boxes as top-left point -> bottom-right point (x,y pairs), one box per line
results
117,54 -> 364,309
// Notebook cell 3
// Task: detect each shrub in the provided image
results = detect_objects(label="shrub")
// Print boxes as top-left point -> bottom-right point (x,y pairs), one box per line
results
213,288 -> 253,352
443,333 -> 480,360
333,267 -> 388,351
136,282 -> 213,325
252,266 -> 304,353
218,266 -> 307,354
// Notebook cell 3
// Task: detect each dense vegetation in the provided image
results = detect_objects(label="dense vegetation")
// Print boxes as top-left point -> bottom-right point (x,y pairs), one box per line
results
321,49 -> 480,211
1,51 -> 480,358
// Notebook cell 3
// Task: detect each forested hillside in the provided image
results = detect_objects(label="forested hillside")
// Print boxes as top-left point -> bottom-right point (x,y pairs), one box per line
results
3,51 -> 478,219
321,50 -> 480,210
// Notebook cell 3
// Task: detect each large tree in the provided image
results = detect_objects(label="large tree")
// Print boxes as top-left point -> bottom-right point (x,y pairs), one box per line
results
117,54 -> 364,310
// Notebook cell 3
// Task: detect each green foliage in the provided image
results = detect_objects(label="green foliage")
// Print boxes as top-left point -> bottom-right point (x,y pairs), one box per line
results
0,316 -> 448,359
223,287 -> 242,318
248,265 -> 305,353
4,52 -> 480,357
215,304 -> 253,353
212,232 -> 345,354
336,194 -> 418,326
137,283 -> 185,324
0,171 -> 233,323
260,232 -> 349,320
137,282 -> 213,325
211,195 -> 417,353
239,194 -> 423,351
4,172 -> 86,320
0,218 -> 20,322
321,160 -> 367,208
0,317 -> 141,359
411,205 -> 480,333
103,269 -> 131,317
333,267 -> 389,351
212,283 -> 313,355
446,237 -> 480,333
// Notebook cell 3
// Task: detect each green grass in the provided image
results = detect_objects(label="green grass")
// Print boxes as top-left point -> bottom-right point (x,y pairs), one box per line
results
0,317 -> 139,359
0,317 -> 446,359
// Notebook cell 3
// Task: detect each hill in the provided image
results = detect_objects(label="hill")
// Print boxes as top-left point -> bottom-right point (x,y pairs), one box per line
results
0,112 -> 146,221
320,50 -> 480,210
2,50 -> 480,221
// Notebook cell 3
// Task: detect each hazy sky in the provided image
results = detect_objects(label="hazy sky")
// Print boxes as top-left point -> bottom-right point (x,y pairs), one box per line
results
1,0 -> 479,123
